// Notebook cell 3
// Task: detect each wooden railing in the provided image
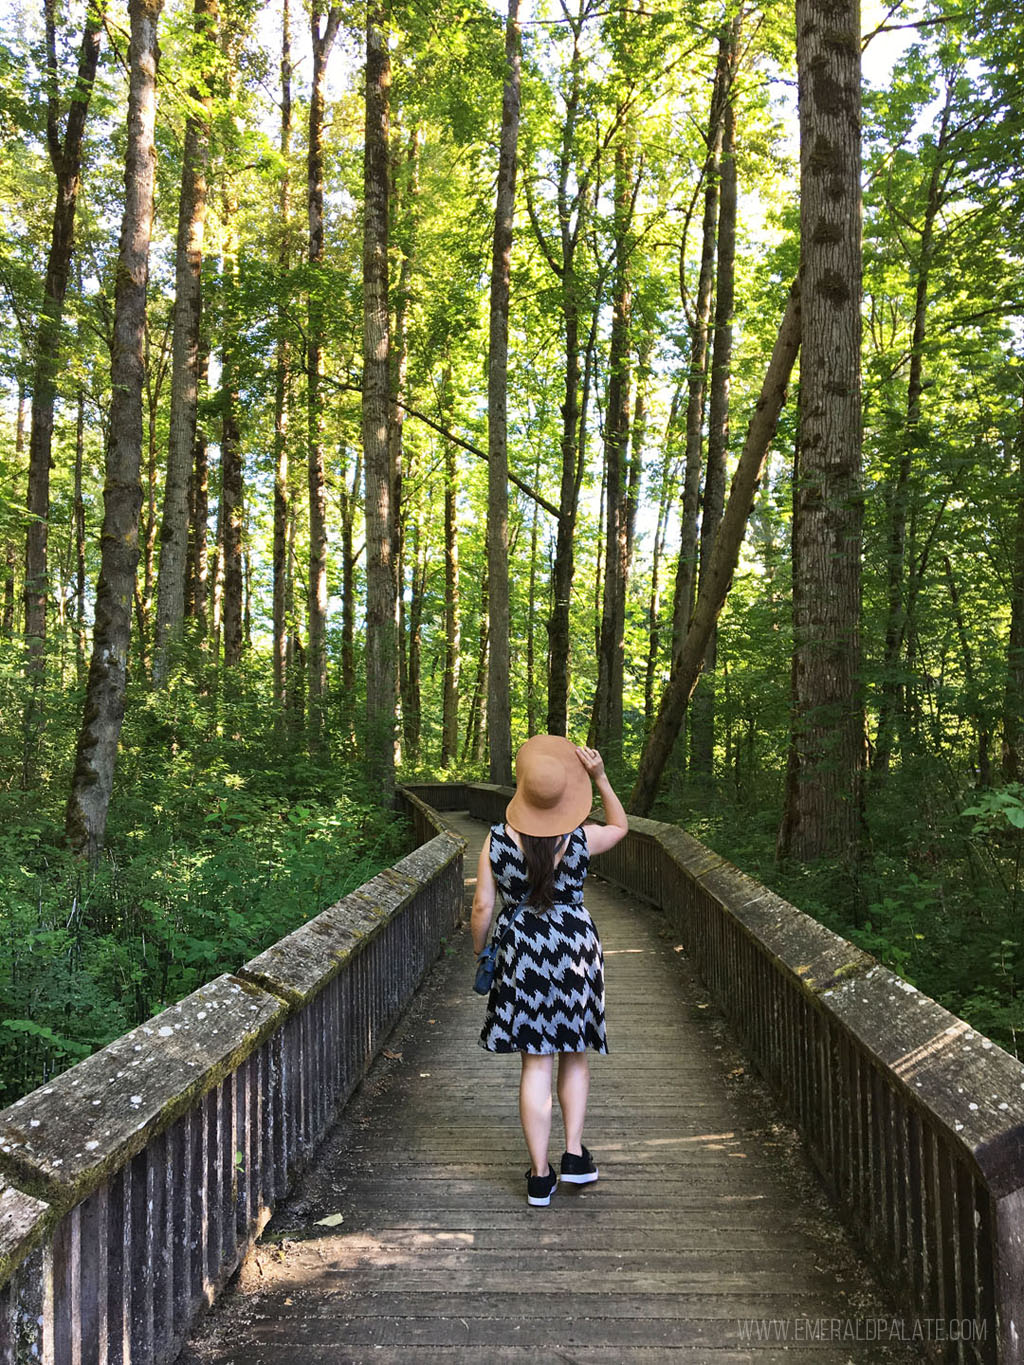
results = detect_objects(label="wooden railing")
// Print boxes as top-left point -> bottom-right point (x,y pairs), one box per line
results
0,796 -> 463,1365
425,781 -> 1024,1365
5,778 -> 1023,1364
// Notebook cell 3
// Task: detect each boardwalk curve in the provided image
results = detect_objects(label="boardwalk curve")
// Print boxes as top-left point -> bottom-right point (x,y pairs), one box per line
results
181,811 -> 921,1364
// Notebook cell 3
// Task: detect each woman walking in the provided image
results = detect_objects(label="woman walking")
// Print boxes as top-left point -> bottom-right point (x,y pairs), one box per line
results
471,736 -> 628,1205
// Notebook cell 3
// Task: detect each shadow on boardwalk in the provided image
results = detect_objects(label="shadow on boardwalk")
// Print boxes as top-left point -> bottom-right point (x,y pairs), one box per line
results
181,811 -> 923,1364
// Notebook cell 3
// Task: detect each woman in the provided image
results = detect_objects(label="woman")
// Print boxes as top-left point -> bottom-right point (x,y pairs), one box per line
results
471,736 -> 629,1206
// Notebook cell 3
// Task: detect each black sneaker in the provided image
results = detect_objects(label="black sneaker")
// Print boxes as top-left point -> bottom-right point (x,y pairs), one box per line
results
525,1164 -> 558,1206
560,1145 -> 599,1185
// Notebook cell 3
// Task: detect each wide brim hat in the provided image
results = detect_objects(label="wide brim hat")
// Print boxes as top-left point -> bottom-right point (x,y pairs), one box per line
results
505,734 -> 593,837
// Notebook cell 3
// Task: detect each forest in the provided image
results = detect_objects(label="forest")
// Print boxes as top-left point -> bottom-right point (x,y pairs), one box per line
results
0,0 -> 1022,1107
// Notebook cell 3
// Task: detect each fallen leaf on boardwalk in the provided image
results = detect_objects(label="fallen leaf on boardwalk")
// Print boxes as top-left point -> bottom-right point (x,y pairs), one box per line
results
673,944 -> 684,953
314,1213 -> 345,1228
383,1049 -> 403,1061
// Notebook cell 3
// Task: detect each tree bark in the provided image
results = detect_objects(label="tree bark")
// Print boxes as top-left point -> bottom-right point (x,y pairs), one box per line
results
187,338 -> 210,635
66,0 -> 162,860
690,41 -> 739,778
272,0 -> 293,716
629,279 -> 801,816
73,387 -> 86,670
645,394 -> 680,727
671,33 -> 729,663
307,2 -> 342,745
219,183 -> 244,669
1003,386 -> 1024,782
778,0 -> 863,865
392,130 -> 420,760
4,381 -> 27,637
441,416 -> 461,767
592,141 -> 635,761
23,0 -> 103,669
153,0 -> 214,680
338,452 -> 360,698
362,0 -> 396,791
486,0 -> 521,781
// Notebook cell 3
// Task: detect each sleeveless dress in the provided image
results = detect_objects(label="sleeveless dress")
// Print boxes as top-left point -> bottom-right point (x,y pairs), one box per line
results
479,823 -> 608,1055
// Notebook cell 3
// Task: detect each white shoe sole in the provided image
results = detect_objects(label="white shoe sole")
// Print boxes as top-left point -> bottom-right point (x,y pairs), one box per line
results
559,1169 -> 599,1185
527,1177 -> 558,1206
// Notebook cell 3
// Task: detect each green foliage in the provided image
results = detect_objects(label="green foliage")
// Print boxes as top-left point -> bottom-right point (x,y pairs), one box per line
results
0,636 -> 406,1105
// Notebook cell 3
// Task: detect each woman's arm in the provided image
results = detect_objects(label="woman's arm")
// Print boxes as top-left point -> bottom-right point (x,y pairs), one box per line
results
577,746 -> 629,856
470,833 -> 498,955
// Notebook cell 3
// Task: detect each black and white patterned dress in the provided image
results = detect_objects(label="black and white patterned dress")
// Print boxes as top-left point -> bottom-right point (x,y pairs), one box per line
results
479,823 -> 608,1055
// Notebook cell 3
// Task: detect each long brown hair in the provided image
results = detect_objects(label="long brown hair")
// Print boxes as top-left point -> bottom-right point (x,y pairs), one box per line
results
520,832 -> 567,913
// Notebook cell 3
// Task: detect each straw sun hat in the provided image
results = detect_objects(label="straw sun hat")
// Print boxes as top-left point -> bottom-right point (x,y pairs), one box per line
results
505,734 -> 594,837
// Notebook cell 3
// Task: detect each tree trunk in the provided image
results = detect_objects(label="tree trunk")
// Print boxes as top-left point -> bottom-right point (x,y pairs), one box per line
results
671,33 -> 729,662
4,381 -> 27,636
526,450 -> 541,735
392,131 -> 420,761
441,422 -> 461,767
362,0 -> 396,791
872,89 -> 954,779
1003,387 -> 1024,782
307,3 -> 342,746
23,1 -> 103,669
404,516 -> 424,756
338,453 -> 360,698
690,40 -> 739,778
66,0 -> 162,860
629,279 -> 801,815
73,387 -> 86,670
138,319 -> 170,675
272,0 -> 292,717
485,0 -> 521,781
219,185 -> 244,669
154,0 -> 215,682
593,142 -> 635,762
778,0 -> 863,866
645,396 -> 680,726
187,340 -> 210,635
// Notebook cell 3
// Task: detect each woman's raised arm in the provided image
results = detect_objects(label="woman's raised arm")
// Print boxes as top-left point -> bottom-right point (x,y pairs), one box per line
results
576,746 -> 629,856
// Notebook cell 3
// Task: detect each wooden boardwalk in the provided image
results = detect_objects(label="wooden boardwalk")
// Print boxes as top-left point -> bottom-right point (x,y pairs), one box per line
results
181,812 -> 922,1364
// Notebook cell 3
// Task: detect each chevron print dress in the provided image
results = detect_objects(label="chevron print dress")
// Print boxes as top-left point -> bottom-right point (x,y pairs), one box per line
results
479,823 -> 608,1054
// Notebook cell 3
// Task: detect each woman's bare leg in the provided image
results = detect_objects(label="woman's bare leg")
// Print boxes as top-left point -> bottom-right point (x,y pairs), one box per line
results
557,1051 -> 590,1155
519,1053 -> 554,1175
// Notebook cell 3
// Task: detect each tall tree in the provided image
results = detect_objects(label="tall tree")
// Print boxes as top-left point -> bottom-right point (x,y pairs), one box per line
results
486,0 -> 520,781
66,0 -> 163,859
154,0 -> 217,681
777,0 -> 864,865
272,0 -> 293,715
672,32 -> 730,662
630,280 -> 802,815
870,76 -> 957,779
22,0 -> 102,742
690,19 -> 740,777
1003,384 -> 1024,781
363,0 -> 397,790
592,140 -> 636,762
307,2 -> 343,743
219,179 -> 244,668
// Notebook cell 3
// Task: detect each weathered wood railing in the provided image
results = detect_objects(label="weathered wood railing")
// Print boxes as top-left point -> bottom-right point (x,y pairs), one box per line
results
402,781 -> 1024,1365
0,794 -> 463,1364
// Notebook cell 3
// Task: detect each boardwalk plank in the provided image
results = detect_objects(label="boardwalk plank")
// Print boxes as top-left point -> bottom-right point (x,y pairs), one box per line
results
180,811 -> 923,1363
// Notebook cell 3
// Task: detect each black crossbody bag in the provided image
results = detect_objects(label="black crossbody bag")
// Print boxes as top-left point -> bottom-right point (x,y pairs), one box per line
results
473,902 -> 526,995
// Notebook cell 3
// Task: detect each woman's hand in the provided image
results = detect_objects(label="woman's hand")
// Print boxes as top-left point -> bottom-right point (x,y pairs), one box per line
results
576,745 -> 606,780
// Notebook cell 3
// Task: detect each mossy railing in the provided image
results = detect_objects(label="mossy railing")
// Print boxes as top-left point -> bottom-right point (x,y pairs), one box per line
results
410,781 -> 1024,1365
0,795 -> 463,1365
